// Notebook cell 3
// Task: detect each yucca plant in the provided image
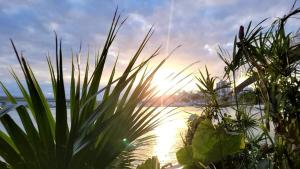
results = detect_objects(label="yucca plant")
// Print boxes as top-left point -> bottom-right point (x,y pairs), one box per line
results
0,10 -> 174,169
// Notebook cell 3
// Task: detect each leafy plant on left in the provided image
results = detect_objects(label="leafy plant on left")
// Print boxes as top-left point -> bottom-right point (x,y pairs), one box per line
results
0,10 -> 171,169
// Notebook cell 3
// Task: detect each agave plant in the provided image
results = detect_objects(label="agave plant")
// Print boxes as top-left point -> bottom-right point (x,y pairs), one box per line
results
0,11 -> 175,169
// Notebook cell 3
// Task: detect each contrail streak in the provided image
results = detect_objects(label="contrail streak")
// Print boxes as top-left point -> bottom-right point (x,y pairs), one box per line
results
166,0 -> 174,55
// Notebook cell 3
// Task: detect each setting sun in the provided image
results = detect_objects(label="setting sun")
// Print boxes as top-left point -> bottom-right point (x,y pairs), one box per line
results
151,67 -> 195,96
151,69 -> 175,95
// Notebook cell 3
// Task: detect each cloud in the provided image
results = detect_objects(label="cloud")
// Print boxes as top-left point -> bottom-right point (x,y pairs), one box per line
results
46,22 -> 59,31
0,0 -> 298,95
128,13 -> 152,31
0,0 -> 37,15
204,44 -> 217,55
182,0 -> 238,7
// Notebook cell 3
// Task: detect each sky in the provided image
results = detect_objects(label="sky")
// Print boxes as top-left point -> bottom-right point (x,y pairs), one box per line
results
0,0 -> 299,97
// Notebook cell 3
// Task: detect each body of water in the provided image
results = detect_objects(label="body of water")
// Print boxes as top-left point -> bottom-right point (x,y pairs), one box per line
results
148,107 -> 200,165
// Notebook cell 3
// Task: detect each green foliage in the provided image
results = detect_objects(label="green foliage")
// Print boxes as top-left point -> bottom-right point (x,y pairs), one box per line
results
215,3 -> 300,169
176,146 -> 194,166
136,156 -> 160,169
192,120 -> 244,162
226,6 -> 300,169
179,4 -> 300,169
238,90 -> 257,104
177,119 -> 245,168
237,106 -> 260,138
0,10 -> 173,169
195,67 -> 223,119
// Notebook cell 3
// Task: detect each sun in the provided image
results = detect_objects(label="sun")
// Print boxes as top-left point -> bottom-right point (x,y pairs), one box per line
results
151,69 -> 176,95
151,67 -> 196,96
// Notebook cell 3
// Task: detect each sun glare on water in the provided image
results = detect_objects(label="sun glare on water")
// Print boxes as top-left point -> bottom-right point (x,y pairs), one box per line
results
153,107 -> 188,164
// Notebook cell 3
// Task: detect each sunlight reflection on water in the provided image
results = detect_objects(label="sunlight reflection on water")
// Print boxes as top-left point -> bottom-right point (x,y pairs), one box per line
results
150,107 -> 201,165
